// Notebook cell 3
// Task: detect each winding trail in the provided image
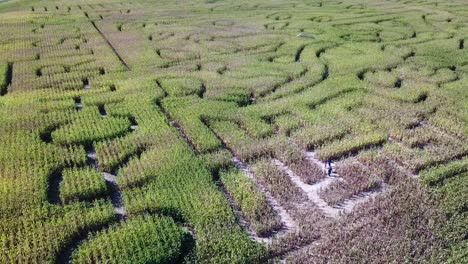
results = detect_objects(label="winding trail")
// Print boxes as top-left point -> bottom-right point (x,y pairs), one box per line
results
156,102 -> 283,242
273,158 -> 343,218
63,100 -> 127,219
232,156 -> 297,240
54,103 -> 129,263
87,148 -> 127,220
92,105 -> 128,220
274,152 -> 388,218
334,183 -> 388,211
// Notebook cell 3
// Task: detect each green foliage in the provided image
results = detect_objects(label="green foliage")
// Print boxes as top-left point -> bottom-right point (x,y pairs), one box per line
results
158,77 -> 203,97
52,116 -> 131,146
431,172 -> 467,216
0,0 -> 466,262
162,97 -> 224,153
316,132 -> 386,161
121,137 -> 267,263
292,123 -> 347,150
60,167 -> 108,204
210,120 -> 271,162
323,42 -> 404,76
95,133 -> 158,172
220,169 -> 282,236
72,215 -> 188,263
420,157 -> 468,186
202,149 -> 233,174
0,200 -> 116,263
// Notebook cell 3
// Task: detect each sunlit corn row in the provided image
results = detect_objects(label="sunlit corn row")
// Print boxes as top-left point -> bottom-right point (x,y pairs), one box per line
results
0,0 -> 466,263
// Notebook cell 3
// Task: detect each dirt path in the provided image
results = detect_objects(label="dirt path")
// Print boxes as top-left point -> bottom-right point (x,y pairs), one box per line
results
81,104 -> 128,220
232,157 -> 297,239
55,103 -> 130,263
276,152 -> 389,218
157,102 -> 287,242
273,158 -> 343,218
103,172 -> 127,219
335,183 -> 388,212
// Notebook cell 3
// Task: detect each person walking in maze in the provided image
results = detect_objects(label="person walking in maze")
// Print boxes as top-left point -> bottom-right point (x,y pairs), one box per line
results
327,161 -> 333,176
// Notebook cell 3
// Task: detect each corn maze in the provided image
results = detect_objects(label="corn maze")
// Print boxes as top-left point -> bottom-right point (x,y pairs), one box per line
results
0,0 -> 467,263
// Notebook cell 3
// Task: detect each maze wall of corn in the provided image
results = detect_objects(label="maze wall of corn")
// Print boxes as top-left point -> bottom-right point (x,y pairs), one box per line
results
0,0 -> 467,263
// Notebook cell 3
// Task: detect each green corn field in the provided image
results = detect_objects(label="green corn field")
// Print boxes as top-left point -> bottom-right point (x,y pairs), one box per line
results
0,0 -> 466,263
